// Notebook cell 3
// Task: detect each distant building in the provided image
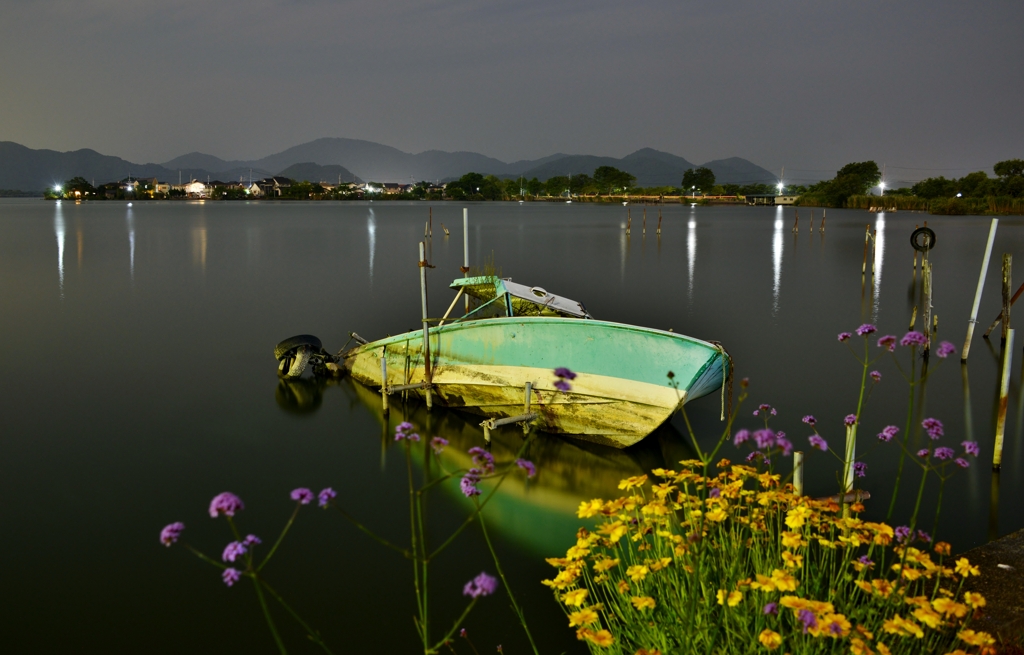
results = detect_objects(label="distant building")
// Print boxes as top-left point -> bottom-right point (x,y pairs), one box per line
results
745,194 -> 799,206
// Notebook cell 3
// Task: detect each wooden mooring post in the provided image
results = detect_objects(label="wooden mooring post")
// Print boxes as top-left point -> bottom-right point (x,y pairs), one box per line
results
462,208 -> 469,313
792,209 -> 799,233
922,260 -> 933,353
380,351 -> 389,415
962,218 -> 998,361
419,241 -> 433,409
643,208 -> 647,236
793,451 -> 805,496
820,209 -> 826,232
626,209 -> 631,236
861,224 -> 871,275
1002,254 -> 1012,342
657,209 -> 662,236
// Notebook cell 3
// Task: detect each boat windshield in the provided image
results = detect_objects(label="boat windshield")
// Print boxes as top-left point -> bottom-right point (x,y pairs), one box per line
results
450,276 -> 593,320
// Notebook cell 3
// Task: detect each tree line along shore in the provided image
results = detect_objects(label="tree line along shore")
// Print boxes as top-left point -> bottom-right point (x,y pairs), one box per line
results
17,159 -> 1024,215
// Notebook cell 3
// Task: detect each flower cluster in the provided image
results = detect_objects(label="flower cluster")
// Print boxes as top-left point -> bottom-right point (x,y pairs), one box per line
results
394,422 -> 420,442
463,571 -> 499,598
545,464 -> 989,654
554,367 -> 577,392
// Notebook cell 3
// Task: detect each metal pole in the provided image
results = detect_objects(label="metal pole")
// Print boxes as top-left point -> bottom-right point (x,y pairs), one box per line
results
419,241 -> 433,409
922,260 -> 933,354
462,209 -> 469,313
380,352 -> 389,415
793,451 -> 804,496
963,218 -> 998,361
994,328 -> 1014,470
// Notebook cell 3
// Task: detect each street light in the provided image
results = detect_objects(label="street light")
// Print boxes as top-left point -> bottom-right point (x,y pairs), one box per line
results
777,182 -> 784,195
879,181 -> 886,196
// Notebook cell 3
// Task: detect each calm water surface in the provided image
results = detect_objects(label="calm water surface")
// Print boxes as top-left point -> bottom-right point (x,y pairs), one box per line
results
1,198 -> 1022,653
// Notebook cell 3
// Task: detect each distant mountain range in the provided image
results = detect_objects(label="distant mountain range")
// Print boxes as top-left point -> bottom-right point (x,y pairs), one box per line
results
0,137 -> 779,192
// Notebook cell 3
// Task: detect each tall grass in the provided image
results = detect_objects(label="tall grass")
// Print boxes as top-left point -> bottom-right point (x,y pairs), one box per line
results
843,195 -> 1024,215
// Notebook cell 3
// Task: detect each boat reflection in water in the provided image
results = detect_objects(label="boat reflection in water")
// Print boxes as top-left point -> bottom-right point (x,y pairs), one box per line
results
348,378 -> 697,556
274,376 -> 345,414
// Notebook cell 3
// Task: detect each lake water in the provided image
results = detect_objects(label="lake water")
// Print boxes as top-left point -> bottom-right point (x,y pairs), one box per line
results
1,198 -> 1022,653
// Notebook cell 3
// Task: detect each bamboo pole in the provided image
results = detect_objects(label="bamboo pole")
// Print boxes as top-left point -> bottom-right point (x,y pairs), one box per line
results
910,306 -> 918,330
963,218 -> 999,360
1002,254 -> 1012,342
871,230 -> 877,276
922,261 -> 933,353
843,423 -> 856,496
862,224 -> 870,274
994,328 -> 1014,470
419,241 -> 433,409
793,451 -> 805,496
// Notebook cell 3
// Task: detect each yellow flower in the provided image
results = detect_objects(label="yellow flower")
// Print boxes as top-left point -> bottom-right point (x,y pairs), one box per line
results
577,499 -> 604,518
542,569 -> 579,589
963,591 -> 986,608
781,531 -> 806,548
566,544 -> 590,560
882,613 -> 924,639
545,557 -> 568,567
891,563 -> 922,581
785,505 -> 812,529
598,521 -> 628,543
716,589 -> 742,607
912,606 -> 943,629
581,628 -> 615,647
561,588 -> 589,606
568,607 -> 600,627
864,522 -> 894,545
630,596 -> 656,611
593,558 -> 620,573
871,579 -> 894,597
617,580 -> 630,595
957,629 -> 995,647
822,613 -> 851,638
876,643 -> 891,655
933,541 -> 952,556
648,557 -> 672,572
758,629 -> 782,650
618,475 -> 648,490
954,558 -> 980,577
770,569 -> 799,592
705,508 -> 728,522
781,550 -> 803,569
751,574 -> 777,592
850,637 -> 874,655
626,565 -> 649,582
932,597 -> 968,618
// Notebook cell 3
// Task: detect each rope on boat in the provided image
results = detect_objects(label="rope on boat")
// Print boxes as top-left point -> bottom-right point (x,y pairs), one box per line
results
710,342 -> 733,421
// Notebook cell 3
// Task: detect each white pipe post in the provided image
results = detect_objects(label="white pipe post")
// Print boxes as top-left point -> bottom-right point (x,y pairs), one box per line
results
793,451 -> 804,497
419,241 -> 432,409
963,218 -> 999,362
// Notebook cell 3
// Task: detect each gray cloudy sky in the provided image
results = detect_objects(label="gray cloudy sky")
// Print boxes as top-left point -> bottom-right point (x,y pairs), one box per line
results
2,0 -> 1022,185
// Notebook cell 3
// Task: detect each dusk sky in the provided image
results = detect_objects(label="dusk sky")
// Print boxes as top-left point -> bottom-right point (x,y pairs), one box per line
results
3,0 -> 1022,185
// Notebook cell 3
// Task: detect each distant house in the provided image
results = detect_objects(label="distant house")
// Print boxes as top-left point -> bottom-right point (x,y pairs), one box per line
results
745,194 -> 799,206
256,177 -> 294,197
181,180 -> 209,198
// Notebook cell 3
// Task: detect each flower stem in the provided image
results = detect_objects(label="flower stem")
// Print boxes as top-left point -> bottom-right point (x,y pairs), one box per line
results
259,577 -> 335,654
476,509 -> 539,655
259,505 -> 301,572
252,573 -> 288,655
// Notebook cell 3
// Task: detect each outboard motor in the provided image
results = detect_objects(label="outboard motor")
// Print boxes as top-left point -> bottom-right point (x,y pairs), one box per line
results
275,335 -> 339,378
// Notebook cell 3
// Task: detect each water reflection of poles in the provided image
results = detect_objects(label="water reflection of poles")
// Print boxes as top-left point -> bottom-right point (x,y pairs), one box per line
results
989,470 -> 1000,542
962,364 -> 981,507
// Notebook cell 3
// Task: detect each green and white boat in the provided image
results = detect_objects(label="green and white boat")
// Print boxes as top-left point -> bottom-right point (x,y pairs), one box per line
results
342,275 -> 729,449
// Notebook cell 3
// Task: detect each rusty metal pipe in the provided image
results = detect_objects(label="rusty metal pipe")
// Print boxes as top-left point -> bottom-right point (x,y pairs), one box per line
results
994,328 -> 1014,470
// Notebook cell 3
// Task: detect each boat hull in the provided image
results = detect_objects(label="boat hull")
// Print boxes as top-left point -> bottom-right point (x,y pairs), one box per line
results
345,317 -> 727,448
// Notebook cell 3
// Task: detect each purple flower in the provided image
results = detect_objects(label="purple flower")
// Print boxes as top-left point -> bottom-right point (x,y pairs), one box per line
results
709,487 -> 721,499
222,541 -> 247,563
857,555 -> 874,568
463,571 -> 499,598
844,414 -> 858,427
853,462 -> 867,478
962,441 -> 980,457
515,459 -> 536,478
955,458 -> 970,469
554,379 -> 571,392
554,367 -> 577,380
318,487 -> 336,508
878,335 -> 897,351
917,449 -> 930,458
808,435 -> 828,451
753,429 -> 776,449
802,415 -> 816,426
901,331 -> 927,347
160,522 -> 184,547
430,437 -> 449,454
242,534 -> 261,547
468,447 -> 495,473
877,425 -> 899,442
460,470 -> 482,497
934,447 -> 955,461
776,434 -> 793,457
856,324 -> 877,336
763,602 -> 778,616
895,525 -> 912,543
922,418 -> 944,439
208,492 -> 245,518
222,568 -> 241,587
916,530 -> 932,544
838,332 -> 852,342
798,609 -> 818,633
829,622 -> 844,636
870,370 -> 882,383
746,452 -> 760,463
290,488 -> 314,505
733,429 -> 750,446
936,341 -> 956,358
757,403 -> 777,416
395,422 -> 420,441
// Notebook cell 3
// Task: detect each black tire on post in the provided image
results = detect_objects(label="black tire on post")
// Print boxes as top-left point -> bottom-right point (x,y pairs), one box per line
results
274,334 -> 323,360
910,227 -> 936,252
